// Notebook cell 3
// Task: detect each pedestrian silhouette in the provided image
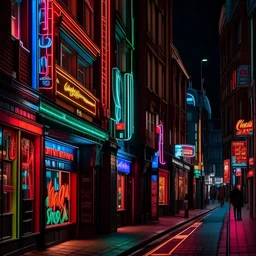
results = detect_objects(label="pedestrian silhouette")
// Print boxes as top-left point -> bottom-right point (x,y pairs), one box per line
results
230,185 -> 243,220
218,185 -> 225,207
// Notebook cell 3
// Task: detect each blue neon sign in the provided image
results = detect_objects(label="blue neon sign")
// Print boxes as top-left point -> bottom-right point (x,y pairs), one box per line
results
117,158 -> 131,174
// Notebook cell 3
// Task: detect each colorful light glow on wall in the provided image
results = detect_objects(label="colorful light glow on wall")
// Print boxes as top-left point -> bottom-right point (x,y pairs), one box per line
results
156,124 -> 166,165
40,102 -> 108,140
101,0 -> 110,111
38,0 -> 54,89
112,68 -> 134,141
56,65 -> 97,116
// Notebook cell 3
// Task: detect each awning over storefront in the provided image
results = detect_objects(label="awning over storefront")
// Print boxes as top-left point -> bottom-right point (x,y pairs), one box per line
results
172,156 -> 192,171
39,100 -> 109,144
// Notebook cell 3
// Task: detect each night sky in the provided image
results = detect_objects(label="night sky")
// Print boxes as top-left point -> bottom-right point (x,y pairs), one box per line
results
174,0 -> 225,118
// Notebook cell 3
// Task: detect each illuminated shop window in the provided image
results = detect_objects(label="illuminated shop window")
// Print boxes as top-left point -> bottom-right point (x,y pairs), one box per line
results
159,171 -> 169,205
117,173 -> 125,210
45,170 -> 70,226
0,128 -> 18,240
11,0 -> 20,39
21,138 -> 35,235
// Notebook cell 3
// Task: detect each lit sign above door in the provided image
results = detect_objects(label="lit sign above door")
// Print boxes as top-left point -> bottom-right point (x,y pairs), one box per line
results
56,65 -> 97,116
117,158 -> 131,175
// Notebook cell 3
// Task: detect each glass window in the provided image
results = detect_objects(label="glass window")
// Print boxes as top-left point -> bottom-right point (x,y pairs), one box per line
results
159,171 -> 169,205
21,138 -> 35,235
45,170 -> 70,226
77,60 -> 86,85
0,128 -> 18,240
117,173 -> 125,210
11,0 -> 20,39
61,45 -> 72,73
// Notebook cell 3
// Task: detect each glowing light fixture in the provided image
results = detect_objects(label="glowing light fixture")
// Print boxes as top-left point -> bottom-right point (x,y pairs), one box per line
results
202,59 -> 208,62
186,93 -> 196,106
112,68 -> 134,141
157,124 -> 166,165
40,102 -> 108,140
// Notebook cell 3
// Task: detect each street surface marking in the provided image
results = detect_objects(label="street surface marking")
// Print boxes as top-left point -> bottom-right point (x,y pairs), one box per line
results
168,222 -> 202,254
174,235 -> 188,239
145,221 -> 202,256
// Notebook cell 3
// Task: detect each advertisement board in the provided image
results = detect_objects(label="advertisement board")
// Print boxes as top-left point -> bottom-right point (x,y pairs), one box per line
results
223,159 -> 230,183
231,141 -> 247,167
175,144 -> 195,159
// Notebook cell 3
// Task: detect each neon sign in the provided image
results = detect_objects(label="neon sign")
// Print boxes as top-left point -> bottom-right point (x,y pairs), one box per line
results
45,148 -> 74,161
175,144 -> 195,159
186,93 -> 196,106
156,125 -> 166,165
236,119 -> 253,135
38,0 -> 54,89
56,65 -> 97,116
117,158 -> 131,174
45,179 -> 70,225
45,140 -> 75,161
112,68 -> 134,140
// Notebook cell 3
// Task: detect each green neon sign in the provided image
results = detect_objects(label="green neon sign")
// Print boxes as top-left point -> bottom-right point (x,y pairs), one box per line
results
40,102 -> 108,140
112,68 -> 134,141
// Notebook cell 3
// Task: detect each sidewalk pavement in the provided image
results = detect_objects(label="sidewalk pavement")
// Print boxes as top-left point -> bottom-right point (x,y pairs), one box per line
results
23,203 -> 219,256
229,204 -> 256,255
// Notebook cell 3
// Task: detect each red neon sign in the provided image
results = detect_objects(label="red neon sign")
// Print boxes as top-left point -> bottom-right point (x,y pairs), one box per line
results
39,0 -> 53,89
236,119 -> 253,135
45,147 -> 74,161
116,123 -> 125,130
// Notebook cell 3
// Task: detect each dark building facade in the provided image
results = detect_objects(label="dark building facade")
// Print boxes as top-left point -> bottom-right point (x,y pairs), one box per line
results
186,86 -> 212,209
135,0 -> 191,221
219,0 -> 252,214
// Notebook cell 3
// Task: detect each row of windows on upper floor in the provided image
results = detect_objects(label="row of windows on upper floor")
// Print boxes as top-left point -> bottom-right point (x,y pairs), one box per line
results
11,0 -> 94,49
220,18 -> 241,73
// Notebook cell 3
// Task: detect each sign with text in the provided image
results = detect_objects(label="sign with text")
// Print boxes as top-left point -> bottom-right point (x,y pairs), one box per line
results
117,158 -> 131,175
56,66 -> 97,116
175,144 -> 195,158
231,141 -> 247,167
38,0 -> 53,89
236,119 -> 253,135
237,65 -> 250,86
223,159 -> 230,183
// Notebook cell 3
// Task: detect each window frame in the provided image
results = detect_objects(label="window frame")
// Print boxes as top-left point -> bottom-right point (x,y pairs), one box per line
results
11,0 -> 20,39
60,43 -> 73,74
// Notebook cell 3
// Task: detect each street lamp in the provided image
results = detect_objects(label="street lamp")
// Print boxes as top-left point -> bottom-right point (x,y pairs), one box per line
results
201,59 -> 208,91
199,58 -> 207,209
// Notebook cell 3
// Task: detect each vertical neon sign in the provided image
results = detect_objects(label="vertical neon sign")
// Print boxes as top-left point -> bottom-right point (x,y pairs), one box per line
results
112,68 -> 134,140
38,0 -> 53,89
156,124 -> 166,165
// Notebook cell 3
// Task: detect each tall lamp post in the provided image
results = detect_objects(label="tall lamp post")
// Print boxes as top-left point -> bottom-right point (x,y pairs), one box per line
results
199,58 -> 207,209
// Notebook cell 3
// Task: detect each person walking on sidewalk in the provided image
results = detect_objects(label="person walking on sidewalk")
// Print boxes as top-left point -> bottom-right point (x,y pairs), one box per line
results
230,185 -> 243,220
210,187 -> 217,204
218,185 -> 225,207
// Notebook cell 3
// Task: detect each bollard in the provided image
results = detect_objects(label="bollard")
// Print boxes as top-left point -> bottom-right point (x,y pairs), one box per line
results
184,194 -> 189,218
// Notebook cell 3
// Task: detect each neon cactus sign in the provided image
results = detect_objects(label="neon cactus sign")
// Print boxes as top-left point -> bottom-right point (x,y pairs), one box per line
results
156,124 -> 166,165
112,68 -> 134,140
38,0 -> 53,89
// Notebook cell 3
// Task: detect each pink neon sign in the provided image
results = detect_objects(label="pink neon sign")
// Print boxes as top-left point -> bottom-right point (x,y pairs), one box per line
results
38,0 -> 53,89
157,124 -> 166,165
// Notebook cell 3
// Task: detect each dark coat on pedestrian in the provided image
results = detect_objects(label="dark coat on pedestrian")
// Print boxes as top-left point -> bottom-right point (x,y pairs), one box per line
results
230,187 -> 243,208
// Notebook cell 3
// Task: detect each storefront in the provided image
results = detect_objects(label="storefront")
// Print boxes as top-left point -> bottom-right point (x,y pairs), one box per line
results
0,77 -> 43,256
44,138 -> 77,243
158,169 -> 170,216
171,157 -> 192,214
116,157 -> 132,227
39,99 -> 112,242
